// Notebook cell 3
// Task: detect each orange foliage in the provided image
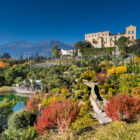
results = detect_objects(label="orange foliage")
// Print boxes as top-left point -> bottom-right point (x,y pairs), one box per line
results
0,61 -> 10,68
26,97 -> 39,112
34,99 -> 79,135
105,93 -> 140,121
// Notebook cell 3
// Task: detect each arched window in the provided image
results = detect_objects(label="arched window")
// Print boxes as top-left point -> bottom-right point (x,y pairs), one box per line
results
128,31 -> 130,34
132,30 -> 134,34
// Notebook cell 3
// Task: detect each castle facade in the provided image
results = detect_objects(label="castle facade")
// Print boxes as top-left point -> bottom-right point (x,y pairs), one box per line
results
85,25 -> 136,48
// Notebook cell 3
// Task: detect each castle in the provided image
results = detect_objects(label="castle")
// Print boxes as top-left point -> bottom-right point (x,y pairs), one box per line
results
85,25 -> 136,48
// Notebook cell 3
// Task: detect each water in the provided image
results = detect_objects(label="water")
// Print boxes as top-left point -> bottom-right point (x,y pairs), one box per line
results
0,92 -> 27,112
12,101 -> 25,112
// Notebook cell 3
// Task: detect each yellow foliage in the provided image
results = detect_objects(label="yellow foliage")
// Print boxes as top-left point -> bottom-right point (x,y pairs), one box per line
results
42,95 -> 65,107
135,56 -> 140,62
107,67 -> 116,74
81,70 -> 96,81
61,87 -> 70,94
13,64 -> 17,68
98,61 -> 113,67
107,66 -> 127,75
116,66 -> 127,74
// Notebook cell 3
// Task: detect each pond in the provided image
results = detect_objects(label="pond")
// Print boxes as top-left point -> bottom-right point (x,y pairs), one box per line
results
0,92 -> 27,113
0,92 -> 28,130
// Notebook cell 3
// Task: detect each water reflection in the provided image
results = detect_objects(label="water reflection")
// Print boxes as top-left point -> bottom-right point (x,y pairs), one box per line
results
12,101 -> 25,112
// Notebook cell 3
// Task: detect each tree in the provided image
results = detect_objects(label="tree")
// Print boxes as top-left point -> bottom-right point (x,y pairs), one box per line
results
131,39 -> 140,56
52,44 -> 61,59
74,41 -> 84,50
55,48 -> 61,59
14,77 -> 23,85
92,39 -> 98,47
115,37 -> 129,65
1,53 -> 11,59
83,41 -> 92,48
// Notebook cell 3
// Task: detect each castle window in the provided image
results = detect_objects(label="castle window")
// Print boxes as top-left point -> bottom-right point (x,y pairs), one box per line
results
132,36 -> 134,39
132,30 -> 134,34
128,31 -> 130,34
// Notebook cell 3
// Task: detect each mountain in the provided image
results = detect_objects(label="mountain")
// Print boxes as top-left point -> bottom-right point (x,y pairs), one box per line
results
0,40 -> 74,58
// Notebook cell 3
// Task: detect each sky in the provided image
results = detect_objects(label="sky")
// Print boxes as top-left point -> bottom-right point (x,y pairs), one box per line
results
0,0 -> 140,44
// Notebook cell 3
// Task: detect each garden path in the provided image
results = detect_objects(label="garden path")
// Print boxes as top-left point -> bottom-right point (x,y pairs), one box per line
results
83,80 -> 112,124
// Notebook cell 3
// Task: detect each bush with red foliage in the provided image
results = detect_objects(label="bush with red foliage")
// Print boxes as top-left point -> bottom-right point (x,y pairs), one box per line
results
26,97 -> 39,112
34,99 -> 79,135
105,93 -> 140,121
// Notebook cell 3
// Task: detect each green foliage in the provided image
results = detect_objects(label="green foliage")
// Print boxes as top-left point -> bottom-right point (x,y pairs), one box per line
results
4,63 -> 29,86
81,47 -> 116,57
0,98 -> 16,114
119,74 -> 139,94
8,110 -> 36,130
131,39 -> 140,56
52,44 -> 61,59
51,87 -> 61,94
71,114 -> 97,134
3,127 -> 38,140
93,121 -> 140,140
115,36 -> 129,65
14,77 -> 23,85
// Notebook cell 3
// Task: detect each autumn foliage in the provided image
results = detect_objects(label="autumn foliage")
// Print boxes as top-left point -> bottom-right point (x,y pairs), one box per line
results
26,97 -> 39,112
105,93 -> 140,121
34,99 -> 79,135
0,61 -> 10,68
107,66 -> 127,75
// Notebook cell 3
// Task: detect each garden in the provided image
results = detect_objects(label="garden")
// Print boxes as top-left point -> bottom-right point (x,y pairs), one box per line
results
0,37 -> 139,139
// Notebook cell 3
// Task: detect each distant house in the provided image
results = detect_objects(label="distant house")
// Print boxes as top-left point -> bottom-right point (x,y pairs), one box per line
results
61,49 -> 74,57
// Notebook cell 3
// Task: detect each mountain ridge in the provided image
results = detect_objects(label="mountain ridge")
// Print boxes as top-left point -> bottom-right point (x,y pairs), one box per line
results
0,40 -> 74,58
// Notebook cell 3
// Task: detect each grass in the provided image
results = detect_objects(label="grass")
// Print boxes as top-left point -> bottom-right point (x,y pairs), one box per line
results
34,120 -> 140,140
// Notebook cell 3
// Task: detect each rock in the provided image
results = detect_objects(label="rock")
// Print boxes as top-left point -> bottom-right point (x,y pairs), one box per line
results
95,112 -> 112,124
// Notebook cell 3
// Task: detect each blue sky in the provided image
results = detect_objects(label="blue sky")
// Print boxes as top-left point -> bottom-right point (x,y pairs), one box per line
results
0,0 -> 140,44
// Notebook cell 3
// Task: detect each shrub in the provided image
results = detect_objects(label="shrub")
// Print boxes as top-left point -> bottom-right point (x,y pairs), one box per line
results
52,87 -> 61,94
82,94 -> 89,102
3,127 -> 38,140
71,114 -> 97,134
61,87 -> 70,94
61,87 -> 72,98
0,86 -> 13,94
107,67 -> 116,74
81,70 -> 96,81
26,97 -> 39,112
107,66 -> 127,75
42,95 -> 65,107
0,61 -> 10,68
105,93 -> 140,121
8,110 -> 37,130
95,72 -> 108,85
92,121 -> 140,140
34,99 -> 79,135
116,66 -> 127,74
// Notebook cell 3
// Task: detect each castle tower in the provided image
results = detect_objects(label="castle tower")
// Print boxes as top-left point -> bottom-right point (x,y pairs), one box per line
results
126,25 -> 136,40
